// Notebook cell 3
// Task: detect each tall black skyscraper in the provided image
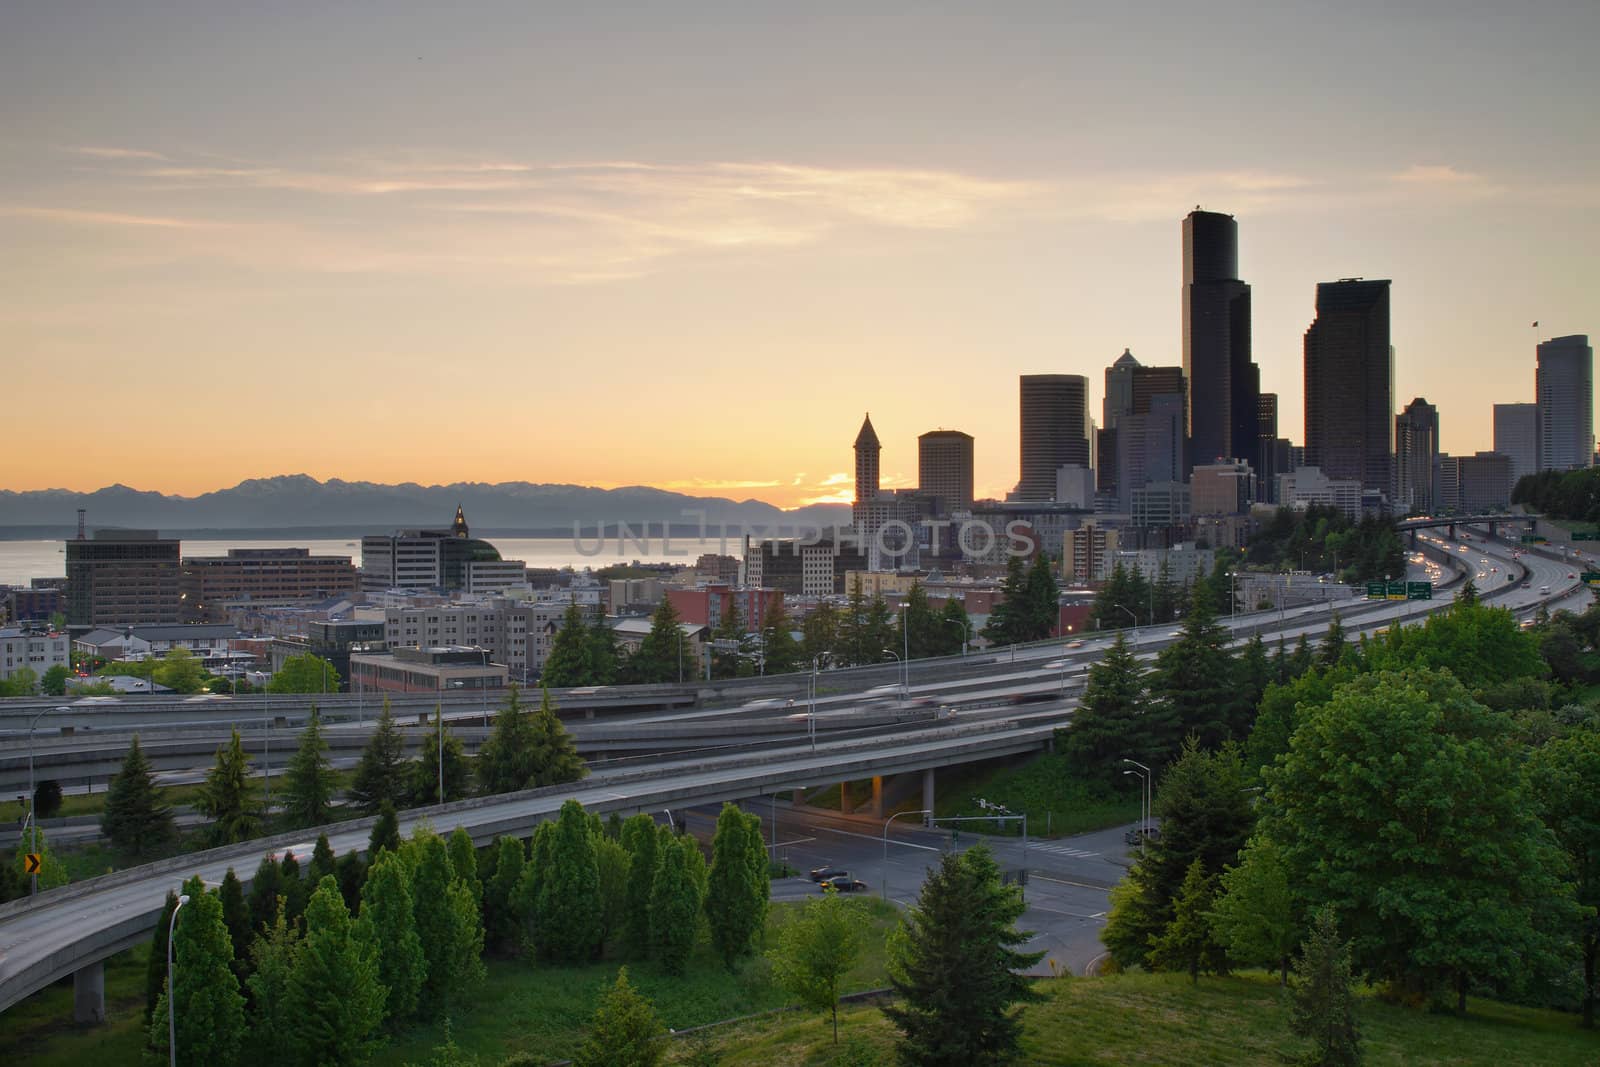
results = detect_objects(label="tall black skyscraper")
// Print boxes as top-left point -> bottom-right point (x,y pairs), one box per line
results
1304,279 -> 1394,499
1182,209 -> 1258,472
1017,374 -> 1090,501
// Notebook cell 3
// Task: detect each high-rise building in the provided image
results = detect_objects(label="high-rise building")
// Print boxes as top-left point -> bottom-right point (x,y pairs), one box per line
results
1256,394 -> 1279,503
1116,393 -> 1187,512
1493,402 -> 1539,487
1191,460 -> 1254,516
1536,334 -> 1594,472
1440,452 -> 1513,513
917,429 -> 975,513
1098,349 -> 1141,496
361,507 -> 517,593
65,528 -> 182,628
1303,279 -> 1394,503
1182,209 -> 1257,471
852,413 -> 881,522
1017,374 -> 1090,502
1395,397 -> 1440,514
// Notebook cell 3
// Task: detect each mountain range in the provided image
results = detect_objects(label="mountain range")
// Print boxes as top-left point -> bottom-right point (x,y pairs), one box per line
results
0,475 -> 852,536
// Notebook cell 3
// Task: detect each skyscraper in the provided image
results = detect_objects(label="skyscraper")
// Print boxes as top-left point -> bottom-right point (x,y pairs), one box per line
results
1098,349 -> 1140,497
1303,279 -> 1394,501
852,413 -> 881,529
1257,393 -> 1279,503
1536,335 -> 1594,472
1182,209 -> 1257,471
1395,397 -> 1440,514
1492,402 -> 1539,487
1017,374 -> 1090,502
917,429 -> 975,513
65,528 -> 182,627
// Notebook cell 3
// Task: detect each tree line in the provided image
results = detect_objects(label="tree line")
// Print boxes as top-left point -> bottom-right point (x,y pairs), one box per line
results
1244,504 -> 1406,583
1070,587 -> 1600,1039
1513,466 -> 1600,524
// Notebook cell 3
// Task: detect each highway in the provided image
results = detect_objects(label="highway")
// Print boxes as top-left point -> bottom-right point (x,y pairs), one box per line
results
1,520 -> 1589,1019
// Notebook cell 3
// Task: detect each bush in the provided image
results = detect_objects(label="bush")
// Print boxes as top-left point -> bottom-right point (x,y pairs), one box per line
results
33,780 -> 63,820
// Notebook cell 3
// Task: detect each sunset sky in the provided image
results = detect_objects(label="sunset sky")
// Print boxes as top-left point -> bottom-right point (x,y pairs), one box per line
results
2,2 -> 1597,508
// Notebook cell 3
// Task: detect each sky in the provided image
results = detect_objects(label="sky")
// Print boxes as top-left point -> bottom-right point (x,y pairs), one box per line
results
2,1 -> 1597,508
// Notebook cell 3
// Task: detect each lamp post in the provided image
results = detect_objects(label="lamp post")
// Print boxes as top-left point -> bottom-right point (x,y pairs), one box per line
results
167,892 -> 190,1067
942,614 -> 967,657
436,702 -> 444,805
1112,604 -> 1137,647
480,649 -> 490,729
1122,769 -> 1147,847
1122,757 -> 1152,842
807,654 -> 827,752
883,808 -> 932,903
881,650 -> 903,702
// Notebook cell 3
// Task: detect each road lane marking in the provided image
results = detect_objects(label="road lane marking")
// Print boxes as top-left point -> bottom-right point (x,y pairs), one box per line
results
815,826 -> 941,851
1029,874 -> 1115,890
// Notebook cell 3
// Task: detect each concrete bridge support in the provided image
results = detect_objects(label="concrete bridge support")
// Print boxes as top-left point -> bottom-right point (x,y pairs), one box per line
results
923,768 -> 936,826
73,961 -> 104,1024
869,776 -> 884,819
840,781 -> 855,815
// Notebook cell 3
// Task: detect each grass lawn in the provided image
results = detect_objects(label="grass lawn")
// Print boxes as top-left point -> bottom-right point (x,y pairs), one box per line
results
687,971 -> 1600,1066
934,752 -> 1141,838
1,897 -> 900,1067
52,781 -> 209,819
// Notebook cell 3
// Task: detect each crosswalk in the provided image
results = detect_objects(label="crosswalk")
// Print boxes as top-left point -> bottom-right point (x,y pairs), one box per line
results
1027,842 -> 1100,860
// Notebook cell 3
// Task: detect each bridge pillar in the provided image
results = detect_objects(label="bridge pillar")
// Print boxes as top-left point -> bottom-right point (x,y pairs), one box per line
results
1447,523 -> 1455,540
922,768 -> 936,826
73,960 -> 105,1024
792,788 -> 805,806
869,776 -> 884,819
840,781 -> 855,815
1409,528 -> 1417,548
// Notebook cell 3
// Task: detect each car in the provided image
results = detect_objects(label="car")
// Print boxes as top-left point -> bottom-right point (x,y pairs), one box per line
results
1124,826 -> 1161,845
821,874 -> 869,893
865,684 -> 901,697
809,865 -> 848,883
1064,639 -> 1086,649
1569,573 -> 1577,579
741,698 -> 783,711
1009,691 -> 1053,705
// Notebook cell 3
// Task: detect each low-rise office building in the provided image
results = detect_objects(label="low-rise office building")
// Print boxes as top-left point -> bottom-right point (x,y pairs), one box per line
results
181,548 -> 358,622
0,627 -> 70,681
349,646 -> 509,694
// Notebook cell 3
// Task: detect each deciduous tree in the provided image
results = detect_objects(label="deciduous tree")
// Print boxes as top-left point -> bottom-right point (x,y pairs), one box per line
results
770,894 -> 864,1043
706,804 -> 765,968
150,880 -> 246,1067
360,849 -> 426,1022
1211,837 -> 1299,985
540,800 -> 603,963
483,835 -> 526,955
286,876 -> 387,1064
268,652 -> 340,694
621,814 -> 660,957
245,904 -> 301,1067
649,833 -> 702,975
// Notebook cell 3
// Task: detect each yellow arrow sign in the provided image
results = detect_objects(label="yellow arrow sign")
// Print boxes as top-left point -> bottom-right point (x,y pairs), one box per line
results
23,853 -> 41,875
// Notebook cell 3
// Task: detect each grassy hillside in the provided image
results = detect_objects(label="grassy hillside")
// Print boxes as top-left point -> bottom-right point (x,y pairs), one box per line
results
688,971 -> 1599,1066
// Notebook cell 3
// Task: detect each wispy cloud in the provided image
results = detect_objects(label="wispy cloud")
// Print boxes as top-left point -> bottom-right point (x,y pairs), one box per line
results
1391,164 -> 1483,186
0,205 -> 223,229
73,146 -> 169,160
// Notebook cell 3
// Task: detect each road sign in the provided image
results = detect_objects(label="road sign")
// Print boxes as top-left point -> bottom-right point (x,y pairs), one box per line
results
1583,572 -> 1600,588
1387,581 -> 1408,601
1575,532 -> 1598,542
709,639 -> 742,652
23,853 -> 41,875
1406,581 -> 1433,601
1366,581 -> 1386,600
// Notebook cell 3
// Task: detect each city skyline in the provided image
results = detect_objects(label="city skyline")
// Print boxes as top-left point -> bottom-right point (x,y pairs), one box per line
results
2,3 -> 1597,507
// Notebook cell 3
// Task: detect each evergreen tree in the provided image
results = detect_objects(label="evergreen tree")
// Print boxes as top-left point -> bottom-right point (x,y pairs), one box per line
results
1149,594 -> 1242,755
349,698 -> 408,813
983,555 -> 1030,647
541,800 -> 603,963
447,826 -> 482,907
411,829 -> 457,1009
527,686 -> 586,788
1236,633 -> 1272,724
770,893 -> 864,1044
280,850 -> 309,927
542,603 -> 596,687
248,854 -> 285,934
863,593 -> 898,663
801,600 -> 841,663
286,876 -> 388,1065
572,967 -> 668,1067
711,596 -> 748,679
360,849 -> 427,1023
884,845 -> 1043,1065
369,800 -> 402,857
100,734 -> 176,858
483,835 -> 526,955
146,890 -> 179,1026
1023,553 -> 1061,641
1289,633 -> 1316,679
621,814 -> 660,957
706,804 -> 765,968
837,576 -> 874,665
245,905 -> 302,1067
758,597 -> 803,674
1059,631 -> 1151,785
1320,612 -> 1347,667
1149,859 -> 1227,983
595,835 -> 631,952
337,851 -> 366,916
1289,907 -> 1363,1067
586,612 -> 621,685
197,727 -> 260,846
218,868 -> 253,984
629,597 -> 685,684
309,833 -> 337,886
513,821 -> 558,955
411,704 -> 470,805
936,596 -> 972,656
1457,576 -> 1480,605
151,880 -> 246,1067
649,833 -> 702,975
477,684 -> 537,794
282,708 -> 335,828
1152,556 -> 1180,624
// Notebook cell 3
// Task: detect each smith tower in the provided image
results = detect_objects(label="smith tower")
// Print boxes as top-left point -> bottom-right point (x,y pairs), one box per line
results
1182,209 -> 1258,472
852,413 -> 881,530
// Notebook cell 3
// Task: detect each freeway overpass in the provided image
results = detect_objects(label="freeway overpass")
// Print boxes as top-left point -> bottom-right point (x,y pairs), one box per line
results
0,712 -> 1062,1020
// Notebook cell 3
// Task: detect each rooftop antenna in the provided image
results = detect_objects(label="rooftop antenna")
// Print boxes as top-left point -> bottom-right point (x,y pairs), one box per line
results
76,508 -> 86,540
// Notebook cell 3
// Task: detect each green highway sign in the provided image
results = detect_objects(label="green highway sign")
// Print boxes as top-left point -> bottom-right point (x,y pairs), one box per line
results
1406,581 -> 1433,601
1366,581 -> 1386,600
1583,572 -> 1600,587
1387,581 -> 1408,601
1574,532 -> 1598,541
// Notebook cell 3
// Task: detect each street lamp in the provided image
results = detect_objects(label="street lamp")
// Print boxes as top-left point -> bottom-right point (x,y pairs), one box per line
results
942,614 -> 968,657
1122,769 -> 1147,846
883,808 -> 933,903
436,702 -> 445,805
1111,604 -> 1138,647
881,649 -> 905,701
807,654 -> 827,752
1122,758 -> 1152,843
167,892 -> 190,1067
